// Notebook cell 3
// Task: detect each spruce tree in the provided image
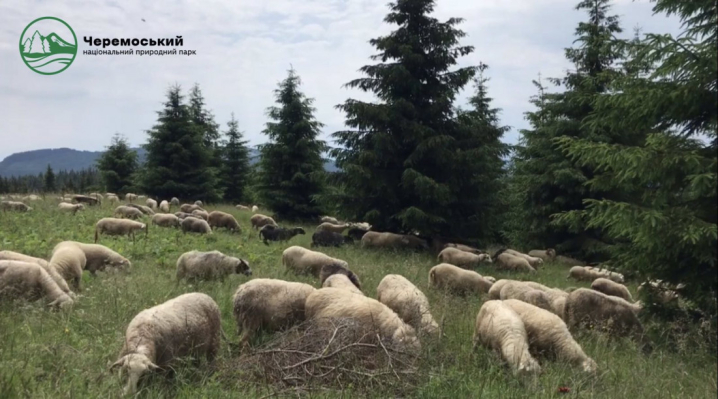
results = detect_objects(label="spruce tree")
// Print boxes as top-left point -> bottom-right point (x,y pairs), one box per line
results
220,113 -> 251,203
331,0 -> 481,238
188,84 -> 222,168
257,69 -> 326,220
43,164 -> 55,193
137,85 -> 220,201
96,133 -> 138,194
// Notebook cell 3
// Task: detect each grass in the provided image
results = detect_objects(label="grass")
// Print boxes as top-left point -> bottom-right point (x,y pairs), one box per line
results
1,199 -> 716,398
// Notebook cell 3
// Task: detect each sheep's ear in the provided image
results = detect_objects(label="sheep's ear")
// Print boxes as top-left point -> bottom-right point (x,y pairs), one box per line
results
109,357 -> 126,371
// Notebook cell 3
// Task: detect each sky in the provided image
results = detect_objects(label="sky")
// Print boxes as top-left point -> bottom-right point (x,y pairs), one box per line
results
0,0 -> 683,161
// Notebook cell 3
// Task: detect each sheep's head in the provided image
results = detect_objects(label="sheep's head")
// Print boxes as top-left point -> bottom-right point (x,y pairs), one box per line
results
478,253 -> 492,263
293,227 -> 306,235
393,325 -> 421,352
516,355 -> 541,376
581,358 -> 598,373
546,248 -> 557,259
235,258 -> 252,276
483,276 -> 496,284
110,353 -> 160,396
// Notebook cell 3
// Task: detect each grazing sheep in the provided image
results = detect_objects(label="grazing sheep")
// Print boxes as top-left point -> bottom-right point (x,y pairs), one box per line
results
282,246 -> 348,277
311,230 -> 353,248
323,274 -> 363,295
232,279 -> 316,345
72,195 -> 100,206
176,250 -> 251,281
174,212 -> 198,220
194,200 -> 203,207
95,218 -> 148,243
235,204 -> 250,211
0,260 -> 74,309
106,194 -> 119,203
56,241 -> 131,275
125,203 -> 155,216
503,249 -> 544,269
191,209 -> 209,221
568,266 -> 624,284
361,231 -> 428,250
437,247 -> 492,269
555,254 -> 587,267
428,263 -> 493,295
125,193 -> 138,202
493,249 -> 536,273
250,214 -> 278,230
159,200 -> 170,213
443,243 -> 484,255
503,299 -> 597,373
58,202 -> 85,214
180,217 -> 213,234
49,242 -> 87,290
377,274 -> 440,336
319,263 -> 362,289
259,225 -> 305,245
151,213 -> 181,228
0,251 -> 73,297
110,293 -> 220,395
484,276 -> 496,283
499,282 -> 553,312
305,288 -> 421,350
207,211 -> 241,233
316,222 -> 350,234
180,203 -> 203,213
473,300 -> 540,376
1,201 -> 32,212
347,227 -> 369,241
353,222 -> 371,230
146,198 -> 158,210
592,278 -> 634,302
251,205 -> 259,212
320,216 -> 340,224
170,197 -> 180,206
114,205 -> 144,220
528,248 -> 557,262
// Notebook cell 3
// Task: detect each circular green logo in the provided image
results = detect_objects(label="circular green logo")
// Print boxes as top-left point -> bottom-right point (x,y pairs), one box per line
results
19,17 -> 77,75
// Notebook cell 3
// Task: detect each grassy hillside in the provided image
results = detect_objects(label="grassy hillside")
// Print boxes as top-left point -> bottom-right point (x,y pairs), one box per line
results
0,200 -> 715,398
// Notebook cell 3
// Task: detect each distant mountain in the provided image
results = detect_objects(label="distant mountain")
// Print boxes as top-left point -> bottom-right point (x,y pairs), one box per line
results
21,30 -> 76,56
0,147 -> 338,177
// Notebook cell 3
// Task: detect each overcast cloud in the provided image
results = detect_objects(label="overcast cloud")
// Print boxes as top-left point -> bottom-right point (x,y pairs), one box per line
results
0,0 -> 681,160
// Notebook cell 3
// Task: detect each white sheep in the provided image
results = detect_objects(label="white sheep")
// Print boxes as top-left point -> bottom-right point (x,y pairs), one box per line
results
49,242 -> 87,291
57,241 -> 130,275
316,222 -> 350,234
493,250 -> 536,273
106,194 -> 119,203
428,263 -> 493,295
437,247 -> 491,269
95,218 -> 148,242
591,278 -> 634,302
113,205 -> 144,220
159,200 -> 170,212
180,217 -> 212,234
124,193 -> 138,202
282,246 -> 348,277
191,209 -> 209,221
528,248 -> 557,262
235,204 -> 250,211
110,293 -> 220,395
0,260 -> 74,309
361,231 -> 428,250
58,202 -> 85,214
207,211 -> 241,233
151,213 -> 181,228
472,300 -> 540,376
1,201 -> 32,212
320,216 -> 340,224
251,205 -> 259,212
176,250 -> 251,281
250,214 -> 277,230
170,197 -> 180,206
0,250 -> 73,296
568,266 -> 624,284
146,198 -> 158,210
499,282 -> 553,312
443,243 -> 484,254
503,249 -> 544,269
377,274 -> 440,336
323,274 -> 363,294
179,203 -> 203,213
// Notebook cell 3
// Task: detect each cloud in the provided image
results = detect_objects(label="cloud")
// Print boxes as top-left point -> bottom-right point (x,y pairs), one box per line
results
0,0 -> 682,159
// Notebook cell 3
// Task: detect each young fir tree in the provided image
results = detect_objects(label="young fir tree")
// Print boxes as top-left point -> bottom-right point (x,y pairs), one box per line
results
510,0 -> 626,259
257,68 -> 326,220
137,84 -> 220,201
188,84 -> 222,168
331,0 -> 481,238
43,164 -> 55,192
96,133 -> 138,194
219,113 -> 251,203
554,0 -> 717,318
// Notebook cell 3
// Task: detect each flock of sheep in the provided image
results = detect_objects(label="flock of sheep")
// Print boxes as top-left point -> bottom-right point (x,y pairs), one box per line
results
1,192 -> 683,395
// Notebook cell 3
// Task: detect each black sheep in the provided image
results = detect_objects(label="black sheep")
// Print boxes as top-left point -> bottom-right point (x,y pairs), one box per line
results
311,230 -> 354,248
259,225 -> 305,245
346,227 -> 369,241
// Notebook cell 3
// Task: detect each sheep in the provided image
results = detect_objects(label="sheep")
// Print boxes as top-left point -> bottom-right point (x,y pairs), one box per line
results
282,246 -> 348,277
251,205 -> 259,212
564,288 -> 649,350
319,264 -> 363,295
207,211 -> 241,233
180,217 -> 213,234
0,260 -> 74,309
499,282 -> 553,312
191,209 -> 209,221
232,279 -> 316,345
484,276 -> 496,283
180,203 -> 203,213
106,194 -> 119,203
194,200 -> 203,207
114,205 -> 144,220
437,247 -> 492,269
95,217 -> 148,243
1,201 -> 32,212
637,279 -> 683,304
443,243 -> 484,255
259,225 -> 305,245
493,249 -> 536,273
49,242 -> 87,290
0,251 -> 73,297
472,300 -> 540,376
568,266 -> 624,284
503,249 -> 544,269
72,194 -> 100,206
110,292 -> 220,395
22,194 -> 41,201
488,279 -> 522,300
146,198 -> 158,210
174,211 -> 198,220
159,200 -> 170,213
125,203 -> 155,216
353,222 -> 371,230
151,213 -> 181,228
361,231 -> 428,250
503,299 -> 597,373
428,263 -> 493,295
125,193 -> 137,202
591,278 -> 634,302
555,254 -> 587,266
347,227 -> 369,241
528,248 -> 557,262
58,202 -> 85,214
377,274 -> 440,336
311,230 -> 353,248
305,288 -> 421,350
320,216 -> 340,224
250,214 -> 278,230
176,250 -> 251,281
235,204 -> 250,211
170,197 -> 180,206
55,241 -> 130,277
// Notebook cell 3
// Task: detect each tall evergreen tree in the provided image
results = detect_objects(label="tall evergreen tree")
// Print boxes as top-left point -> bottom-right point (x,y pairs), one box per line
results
257,69 -> 326,220
188,84 -> 222,167
43,164 -> 55,193
220,113 -> 251,203
137,85 -> 221,201
96,133 -> 138,194
510,0 -> 626,259
331,0 -> 482,238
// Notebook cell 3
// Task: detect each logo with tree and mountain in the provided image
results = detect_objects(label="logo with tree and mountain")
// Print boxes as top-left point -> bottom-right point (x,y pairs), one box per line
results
19,17 -> 77,75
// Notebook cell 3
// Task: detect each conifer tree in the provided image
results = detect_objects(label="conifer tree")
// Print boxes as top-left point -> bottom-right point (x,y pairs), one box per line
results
188,84 -> 222,168
96,133 -> 138,194
43,164 -> 55,192
137,85 -> 220,201
331,0 -> 482,238
257,69 -> 326,220
220,113 -> 251,203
